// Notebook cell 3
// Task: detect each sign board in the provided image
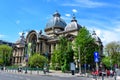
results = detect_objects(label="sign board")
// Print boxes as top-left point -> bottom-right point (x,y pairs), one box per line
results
70,62 -> 75,71
94,52 -> 99,62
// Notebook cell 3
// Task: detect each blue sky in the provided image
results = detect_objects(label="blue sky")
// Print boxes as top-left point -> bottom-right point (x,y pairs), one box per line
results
0,0 -> 120,46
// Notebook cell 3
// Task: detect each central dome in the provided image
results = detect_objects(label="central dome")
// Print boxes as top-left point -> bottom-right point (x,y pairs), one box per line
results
45,11 -> 66,31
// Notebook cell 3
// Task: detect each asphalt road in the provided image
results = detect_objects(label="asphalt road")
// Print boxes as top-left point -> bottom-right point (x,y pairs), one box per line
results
0,71 -> 91,80
0,70 -> 116,80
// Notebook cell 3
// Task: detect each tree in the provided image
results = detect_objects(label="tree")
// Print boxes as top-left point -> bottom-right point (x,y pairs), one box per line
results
60,37 -> 74,72
51,36 -> 74,72
0,58 -> 3,66
28,53 -> 48,68
51,49 -> 61,70
105,41 -> 120,67
74,27 -> 98,66
102,56 -> 112,68
0,44 -> 12,66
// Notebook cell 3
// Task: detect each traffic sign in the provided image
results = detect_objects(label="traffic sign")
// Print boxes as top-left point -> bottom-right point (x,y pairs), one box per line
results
94,52 -> 99,62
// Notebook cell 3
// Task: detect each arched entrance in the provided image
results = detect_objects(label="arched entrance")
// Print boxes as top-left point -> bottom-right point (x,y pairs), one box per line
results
26,30 -> 37,55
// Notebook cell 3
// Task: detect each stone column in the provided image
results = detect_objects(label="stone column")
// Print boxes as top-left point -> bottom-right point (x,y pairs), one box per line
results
51,44 -> 54,54
36,43 -> 38,53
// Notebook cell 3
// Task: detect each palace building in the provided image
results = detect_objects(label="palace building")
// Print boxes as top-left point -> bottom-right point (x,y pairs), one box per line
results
12,11 -> 103,66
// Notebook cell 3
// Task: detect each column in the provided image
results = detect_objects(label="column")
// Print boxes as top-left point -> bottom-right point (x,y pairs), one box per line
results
51,44 -> 54,54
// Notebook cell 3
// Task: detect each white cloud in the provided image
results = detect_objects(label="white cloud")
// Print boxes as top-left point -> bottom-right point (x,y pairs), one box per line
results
72,9 -> 77,13
18,32 -> 28,37
89,27 -> 120,46
114,28 -> 120,32
65,14 -> 71,17
62,0 -> 107,8
0,34 -> 5,38
101,30 -> 120,46
18,32 -> 23,36
112,21 -> 120,32
16,20 -> 20,24
75,0 -> 106,7
46,0 -> 57,2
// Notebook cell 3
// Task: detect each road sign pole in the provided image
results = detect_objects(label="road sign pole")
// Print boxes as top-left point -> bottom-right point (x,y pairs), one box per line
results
96,62 -> 98,80
94,52 -> 99,79
96,62 -> 98,72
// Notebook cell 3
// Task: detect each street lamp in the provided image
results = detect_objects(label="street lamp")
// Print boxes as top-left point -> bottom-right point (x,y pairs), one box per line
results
25,43 -> 28,74
84,47 -> 87,75
78,45 -> 81,74
25,54 -> 28,74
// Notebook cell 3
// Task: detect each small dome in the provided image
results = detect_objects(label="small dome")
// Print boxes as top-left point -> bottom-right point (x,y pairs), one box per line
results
65,15 -> 82,31
92,30 -> 101,42
45,11 -> 66,30
16,32 -> 26,45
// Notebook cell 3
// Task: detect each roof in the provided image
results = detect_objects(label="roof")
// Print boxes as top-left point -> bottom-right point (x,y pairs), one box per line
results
65,15 -> 82,31
92,30 -> 101,42
45,11 -> 66,30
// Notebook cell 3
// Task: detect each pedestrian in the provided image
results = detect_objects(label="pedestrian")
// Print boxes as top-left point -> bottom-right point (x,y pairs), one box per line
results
107,69 -> 110,77
110,69 -> 113,77
43,67 -> 47,74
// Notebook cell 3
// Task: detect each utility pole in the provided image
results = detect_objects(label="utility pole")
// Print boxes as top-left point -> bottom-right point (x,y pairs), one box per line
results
78,45 -> 81,74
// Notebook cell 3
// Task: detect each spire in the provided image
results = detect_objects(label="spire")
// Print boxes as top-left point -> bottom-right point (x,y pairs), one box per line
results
20,32 -> 25,38
71,14 -> 77,22
53,10 -> 61,17
92,30 -> 96,35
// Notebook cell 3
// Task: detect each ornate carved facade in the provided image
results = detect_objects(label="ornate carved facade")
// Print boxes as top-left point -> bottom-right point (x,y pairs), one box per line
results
12,11 -> 103,66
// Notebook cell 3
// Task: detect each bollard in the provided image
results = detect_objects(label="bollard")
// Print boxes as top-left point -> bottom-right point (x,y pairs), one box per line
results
102,72 -> 104,80
93,74 -> 97,80
30,70 -> 32,74
95,74 -> 97,80
37,70 -> 39,74
114,72 -> 116,80
25,68 -> 27,74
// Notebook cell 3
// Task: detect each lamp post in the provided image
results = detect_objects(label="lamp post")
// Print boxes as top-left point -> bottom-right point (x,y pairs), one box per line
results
78,45 -> 81,74
25,54 -> 28,74
25,43 -> 28,74
84,47 -> 87,75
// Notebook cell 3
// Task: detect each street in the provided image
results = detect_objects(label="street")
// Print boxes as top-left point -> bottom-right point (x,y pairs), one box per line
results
0,71 -> 91,80
0,70 -> 117,80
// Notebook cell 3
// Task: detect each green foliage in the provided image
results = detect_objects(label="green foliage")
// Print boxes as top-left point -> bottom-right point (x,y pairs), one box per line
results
102,56 -> 112,68
60,37 -> 74,72
0,58 -> 3,66
28,53 -> 48,68
74,27 -> 98,65
105,41 -> 120,67
51,49 -> 61,70
0,44 -> 12,66
51,36 -> 74,72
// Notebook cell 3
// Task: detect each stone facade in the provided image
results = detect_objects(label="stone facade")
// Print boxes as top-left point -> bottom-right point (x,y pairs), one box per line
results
12,11 -> 103,66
